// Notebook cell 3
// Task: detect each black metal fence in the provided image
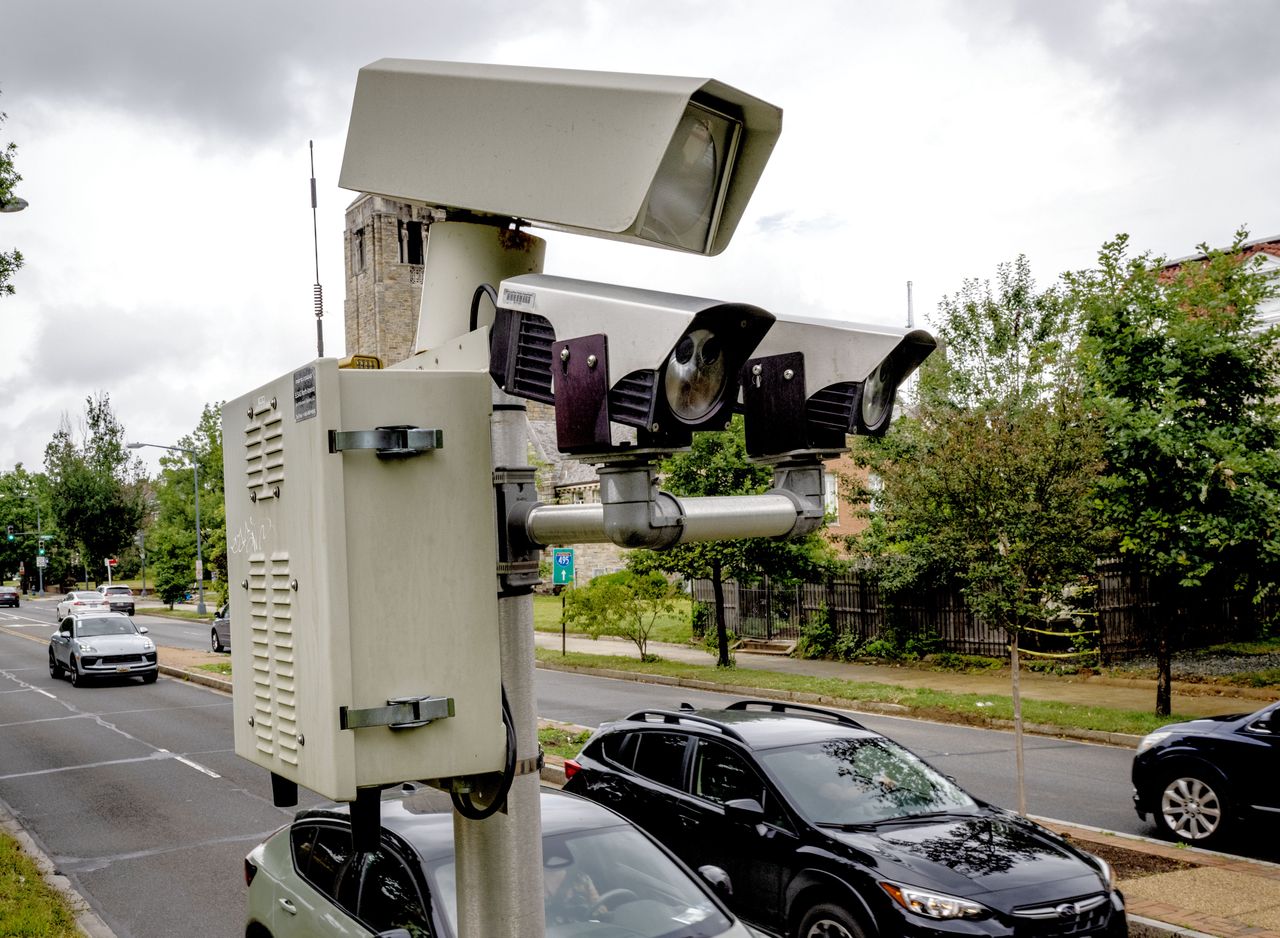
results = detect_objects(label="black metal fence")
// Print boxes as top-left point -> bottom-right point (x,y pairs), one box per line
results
691,561 -> 1272,661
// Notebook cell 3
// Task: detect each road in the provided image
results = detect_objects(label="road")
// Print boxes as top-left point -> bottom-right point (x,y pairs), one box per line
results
2,599 -> 1276,937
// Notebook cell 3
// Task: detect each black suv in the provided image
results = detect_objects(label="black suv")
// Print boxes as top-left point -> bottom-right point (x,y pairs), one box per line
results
1132,700 -> 1280,846
563,700 -> 1125,938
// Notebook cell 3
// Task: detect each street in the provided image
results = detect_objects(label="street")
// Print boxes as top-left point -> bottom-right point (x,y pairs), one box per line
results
2,600 -> 1277,937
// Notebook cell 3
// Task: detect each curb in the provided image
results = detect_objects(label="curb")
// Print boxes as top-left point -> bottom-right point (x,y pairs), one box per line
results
1127,915 -> 1221,938
0,799 -> 117,938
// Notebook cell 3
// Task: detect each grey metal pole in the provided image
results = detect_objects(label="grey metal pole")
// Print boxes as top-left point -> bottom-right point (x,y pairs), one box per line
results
34,500 -> 43,596
192,458 -> 206,614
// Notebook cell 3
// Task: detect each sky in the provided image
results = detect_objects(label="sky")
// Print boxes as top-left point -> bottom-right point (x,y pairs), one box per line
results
2,0 -> 1278,474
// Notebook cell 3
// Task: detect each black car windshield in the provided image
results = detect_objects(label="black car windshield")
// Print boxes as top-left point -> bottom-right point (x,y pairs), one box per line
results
75,617 -> 138,637
427,825 -> 734,938
758,737 -> 977,826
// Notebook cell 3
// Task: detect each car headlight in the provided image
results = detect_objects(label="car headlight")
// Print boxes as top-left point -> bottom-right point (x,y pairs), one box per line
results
1137,731 -> 1172,754
76,641 -> 98,653
141,640 -> 155,651
880,882 -> 989,920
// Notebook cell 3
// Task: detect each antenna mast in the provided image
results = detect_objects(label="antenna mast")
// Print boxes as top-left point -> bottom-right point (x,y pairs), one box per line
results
310,140 -> 324,357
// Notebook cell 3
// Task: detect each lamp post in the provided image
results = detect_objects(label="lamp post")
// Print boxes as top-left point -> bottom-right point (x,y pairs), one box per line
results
1,492 -> 43,595
128,442 -> 206,614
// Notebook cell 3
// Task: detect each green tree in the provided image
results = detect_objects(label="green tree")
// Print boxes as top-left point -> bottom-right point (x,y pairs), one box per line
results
631,416 -> 838,667
0,96 -> 24,296
1070,231 -> 1280,715
850,257 -> 1105,812
0,466 -> 54,590
562,570 -> 680,661
149,403 -> 227,594
44,392 -> 145,581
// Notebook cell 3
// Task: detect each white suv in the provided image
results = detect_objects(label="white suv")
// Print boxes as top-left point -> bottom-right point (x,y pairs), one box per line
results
98,584 -> 136,616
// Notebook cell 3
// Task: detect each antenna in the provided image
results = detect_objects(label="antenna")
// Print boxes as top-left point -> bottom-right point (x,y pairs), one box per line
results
310,140 -> 324,357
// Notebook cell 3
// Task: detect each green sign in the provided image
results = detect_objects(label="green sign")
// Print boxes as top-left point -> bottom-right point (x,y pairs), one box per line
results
552,548 -> 575,586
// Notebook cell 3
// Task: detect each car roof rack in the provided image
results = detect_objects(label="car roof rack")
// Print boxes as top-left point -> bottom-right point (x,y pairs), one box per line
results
623,709 -> 747,742
724,699 -> 865,729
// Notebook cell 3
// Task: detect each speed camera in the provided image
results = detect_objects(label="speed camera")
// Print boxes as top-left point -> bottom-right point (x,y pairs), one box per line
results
340,59 -> 782,256
488,273 -> 773,453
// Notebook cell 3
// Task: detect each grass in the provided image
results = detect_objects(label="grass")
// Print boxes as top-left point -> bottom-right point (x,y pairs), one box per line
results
0,831 -> 80,938
536,648 -> 1181,737
532,594 -> 695,645
196,662 -> 232,676
539,725 -> 592,760
138,607 -> 214,622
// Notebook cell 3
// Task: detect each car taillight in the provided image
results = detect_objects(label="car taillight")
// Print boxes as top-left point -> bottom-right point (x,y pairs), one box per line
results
244,857 -> 258,887
563,759 -> 582,780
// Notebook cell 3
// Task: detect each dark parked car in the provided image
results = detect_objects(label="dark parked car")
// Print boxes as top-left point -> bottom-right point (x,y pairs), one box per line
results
211,602 -> 230,653
244,785 -> 760,938
0,585 -> 18,608
98,583 -> 136,615
1132,700 -> 1280,846
564,701 -> 1125,938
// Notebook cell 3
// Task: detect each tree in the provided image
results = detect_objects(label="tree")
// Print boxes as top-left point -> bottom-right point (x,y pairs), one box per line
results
630,416 -> 839,667
562,570 -> 680,661
149,403 -> 227,596
0,96 -> 24,296
1070,231 -> 1280,715
44,392 -> 146,581
849,256 -> 1106,812
0,465 -> 54,590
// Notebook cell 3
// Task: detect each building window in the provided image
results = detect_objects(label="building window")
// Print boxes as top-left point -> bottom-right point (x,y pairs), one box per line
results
823,471 -> 839,524
353,229 -> 365,272
398,220 -> 424,265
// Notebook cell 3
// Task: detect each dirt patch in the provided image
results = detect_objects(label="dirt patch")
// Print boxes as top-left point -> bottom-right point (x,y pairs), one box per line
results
158,646 -> 227,674
1083,840 -> 1195,881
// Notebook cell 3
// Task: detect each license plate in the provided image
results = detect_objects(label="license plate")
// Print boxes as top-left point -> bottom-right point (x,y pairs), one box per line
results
116,666 -> 131,672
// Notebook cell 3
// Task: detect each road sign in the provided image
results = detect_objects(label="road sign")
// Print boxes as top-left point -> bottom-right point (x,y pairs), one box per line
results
35,556 -> 47,568
552,548 -> 574,586
107,558 -> 118,567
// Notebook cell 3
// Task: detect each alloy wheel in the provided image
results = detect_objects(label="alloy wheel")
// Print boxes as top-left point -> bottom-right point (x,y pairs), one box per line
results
1160,776 -> 1223,841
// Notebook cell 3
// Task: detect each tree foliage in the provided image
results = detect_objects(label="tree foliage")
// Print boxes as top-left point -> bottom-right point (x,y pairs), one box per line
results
0,96 -> 24,297
43,393 -> 145,580
0,465 -> 55,590
561,570 -> 680,661
629,416 -> 839,666
149,403 -> 227,594
1070,231 -> 1280,714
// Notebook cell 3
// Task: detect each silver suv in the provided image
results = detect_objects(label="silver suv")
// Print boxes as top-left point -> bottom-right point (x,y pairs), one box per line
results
99,584 -> 135,616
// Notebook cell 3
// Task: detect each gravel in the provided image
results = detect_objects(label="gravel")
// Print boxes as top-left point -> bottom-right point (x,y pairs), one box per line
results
1110,651 -> 1280,680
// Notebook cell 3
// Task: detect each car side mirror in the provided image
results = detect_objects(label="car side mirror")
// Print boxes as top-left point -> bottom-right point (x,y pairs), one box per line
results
1248,713 -> 1277,734
723,798 -> 766,823
137,626 -> 149,634
697,865 -> 732,900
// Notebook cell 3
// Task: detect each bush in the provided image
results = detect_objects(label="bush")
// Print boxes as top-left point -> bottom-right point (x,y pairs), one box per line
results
795,608 -> 838,659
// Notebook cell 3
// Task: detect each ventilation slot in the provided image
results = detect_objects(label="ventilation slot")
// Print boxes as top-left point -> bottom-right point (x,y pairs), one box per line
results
609,372 -> 657,428
247,551 -> 297,765
243,401 -> 284,502
805,384 -> 858,433
509,314 -> 556,403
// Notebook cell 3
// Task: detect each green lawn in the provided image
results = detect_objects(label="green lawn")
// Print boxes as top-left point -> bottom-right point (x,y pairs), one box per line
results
532,594 -> 695,645
0,832 -> 79,938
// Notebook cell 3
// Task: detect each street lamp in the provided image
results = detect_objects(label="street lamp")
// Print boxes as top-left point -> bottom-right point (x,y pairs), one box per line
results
0,491 -> 43,595
128,442 -> 206,614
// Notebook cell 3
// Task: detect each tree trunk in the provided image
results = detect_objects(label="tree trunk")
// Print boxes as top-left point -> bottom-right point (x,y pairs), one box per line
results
711,558 -> 731,668
1010,629 -> 1027,816
1155,618 -> 1172,717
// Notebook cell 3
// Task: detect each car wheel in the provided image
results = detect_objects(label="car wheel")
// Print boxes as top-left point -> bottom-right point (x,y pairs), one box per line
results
1156,771 -> 1229,844
142,670 -> 158,684
211,627 -> 224,653
49,651 -> 62,679
796,902 -> 867,938
68,656 -> 83,687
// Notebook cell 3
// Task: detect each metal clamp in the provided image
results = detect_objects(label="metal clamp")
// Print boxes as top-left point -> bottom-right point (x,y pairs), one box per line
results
513,749 -> 546,777
329,425 -> 443,460
339,695 -> 455,731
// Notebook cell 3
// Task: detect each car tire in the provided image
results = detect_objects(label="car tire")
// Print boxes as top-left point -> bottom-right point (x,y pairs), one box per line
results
68,656 -> 83,687
1155,770 -> 1230,844
49,651 -> 62,679
211,627 -> 224,653
142,670 -> 158,684
796,901 -> 867,938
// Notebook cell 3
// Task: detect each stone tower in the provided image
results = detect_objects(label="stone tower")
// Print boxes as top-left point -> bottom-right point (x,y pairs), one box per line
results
342,194 -> 432,367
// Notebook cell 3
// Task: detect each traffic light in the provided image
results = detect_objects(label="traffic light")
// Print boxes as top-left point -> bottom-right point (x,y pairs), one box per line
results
5,525 -> 12,541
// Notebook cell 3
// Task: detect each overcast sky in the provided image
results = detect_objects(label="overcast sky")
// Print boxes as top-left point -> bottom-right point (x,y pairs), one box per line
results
2,0 -> 1278,474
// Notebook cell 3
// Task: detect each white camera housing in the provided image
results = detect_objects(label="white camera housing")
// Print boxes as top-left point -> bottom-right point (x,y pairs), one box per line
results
339,59 -> 782,256
489,273 -> 772,453
741,315 -> 937,458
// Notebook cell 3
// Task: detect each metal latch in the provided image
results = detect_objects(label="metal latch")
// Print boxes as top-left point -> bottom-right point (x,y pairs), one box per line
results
339,695 -> 455,731
329,425 -> 443,460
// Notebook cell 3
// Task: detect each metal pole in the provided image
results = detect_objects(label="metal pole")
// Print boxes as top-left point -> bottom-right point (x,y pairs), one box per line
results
35,501 -> 43,596
192,458 -> 206,615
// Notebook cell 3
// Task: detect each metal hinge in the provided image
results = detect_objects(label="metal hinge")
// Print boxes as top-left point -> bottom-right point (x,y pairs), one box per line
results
329,426 -> 443,460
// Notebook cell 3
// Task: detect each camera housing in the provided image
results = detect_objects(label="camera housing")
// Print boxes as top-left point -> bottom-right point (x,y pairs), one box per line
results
340,59 -> 782,256
740,315 -> 937,459
489,274 -> 773,454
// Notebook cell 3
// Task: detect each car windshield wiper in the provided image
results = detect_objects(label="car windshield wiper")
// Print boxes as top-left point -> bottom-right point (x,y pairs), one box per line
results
870,809 -> 978,826
815,820 -> 880,832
